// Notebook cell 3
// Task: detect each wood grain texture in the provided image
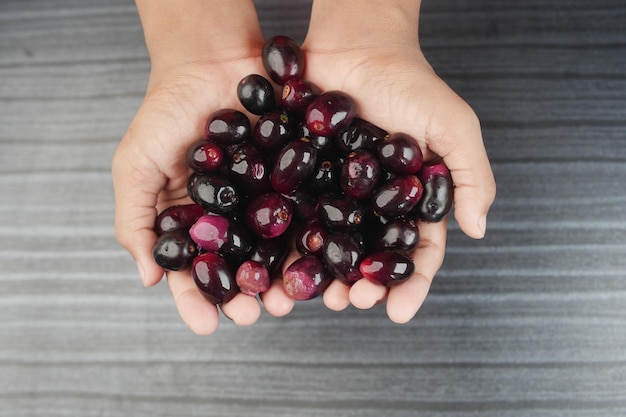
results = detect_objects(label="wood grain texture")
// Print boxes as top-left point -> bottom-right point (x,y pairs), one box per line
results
1,0 -> 625,416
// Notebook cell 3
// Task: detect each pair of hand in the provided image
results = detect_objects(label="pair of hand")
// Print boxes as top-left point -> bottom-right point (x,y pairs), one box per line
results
112,14 -> 496,335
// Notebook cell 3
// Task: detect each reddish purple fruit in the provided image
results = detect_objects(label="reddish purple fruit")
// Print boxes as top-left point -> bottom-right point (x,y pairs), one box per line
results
192,252 -> 238,304
154,203 -> 205,236
206,109 -> 250,144
262,35 -> 305,85
189,214 -> 230,252
152,230 -> 197,271
253,109 -> 295,150
237,74 -> 275,115
249,236 -> 288,273
337,118 -> 388,154
377,132 -> 423,175
283,255 -> 332,300
281,78 -> 319,111
296,221 -> 328,256
270,138 -> 318,194
359,251 -> 414,287
187,174 -> 240,214
227,142 -> 272,196
305,91 -> 357,136
322,233 -> 364,285
370,218 -> 420,252
317,193 -> 365,231
416,160 -> 454,222
245,192 -> 293,239
339,150 -> 381,199
372,175 -> 423,218
186,139 -> 224,173
236,260 -> 271,296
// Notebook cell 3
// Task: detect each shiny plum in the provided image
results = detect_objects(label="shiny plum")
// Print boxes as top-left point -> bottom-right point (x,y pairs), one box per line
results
283,255 -> 332,300
152,230 -> 197,271
186,139 -> 224,173
262,35 -> 305,85
371,175 -> 423,218
322,233 -> 364,284
245,192 -> 293,239
270,138 -> 318,194
339,150 -> 381,200
237,74 -> 275,115
359,251 -> 414,287
305,91 -> 357,136
416,160 -> 454,222
192,252 -> 238,304
154,203 -> 205,236
377,132 -> 423,175
205,109 -> 250,144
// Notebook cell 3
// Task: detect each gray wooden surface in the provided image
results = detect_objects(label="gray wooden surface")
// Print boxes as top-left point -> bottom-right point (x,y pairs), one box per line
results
1,0 -> 625,416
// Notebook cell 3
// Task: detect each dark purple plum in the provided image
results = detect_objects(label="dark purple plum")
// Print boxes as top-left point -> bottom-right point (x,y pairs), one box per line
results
253,109 -> 295,151
371,175 -> 423,218
296,221 -> 328,256
359,251 -> 414,287
237,74 -> 275,115
236,260 -> 271,296
317,193 -> 365,232
187,173 -> 240,214
283,255 -> 332,300
227,142 -> 272,196
262,35 -> 305,85
188,214 -> 229,252
192,252 -> 238,304
370,218 -> 420,252
305,91 -> 357,137
270,138 -> 318,194
186,139 -> 224,173
377,132 -> 423,175
154,203 -> 205,236
337,118 -> 388,154
249,236 -> 288,273
416,160 -> 454,222
339,150 -> 381,199
322,233 -> 364,285
281,78 -> 319,112
205,109 -> 250,144
295,122 -> 334,155
152,230 -> 197,271
245,192 -> 293,239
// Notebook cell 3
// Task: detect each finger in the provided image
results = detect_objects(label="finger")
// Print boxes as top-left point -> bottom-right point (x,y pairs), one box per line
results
220,293 -> 261,326
323,279 -> 351,312
166,269 -> 220,335
112,141 -> 167,287
349,278 -> 388,310
260,277 -> 295,317
426,98 -> 496,239
386,218 -> 447,323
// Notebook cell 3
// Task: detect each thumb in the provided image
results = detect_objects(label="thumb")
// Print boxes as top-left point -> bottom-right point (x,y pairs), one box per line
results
112,143 -> 167,287
427,104 -> 496,239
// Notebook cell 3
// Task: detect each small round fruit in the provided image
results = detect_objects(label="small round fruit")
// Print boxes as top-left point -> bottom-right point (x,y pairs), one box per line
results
227,142 -> 272,196
296,221 -> 328,256
339,150 -> 381,199
270,138 -> 318,195
187,174 -> 240,215
188,214 -> 230,252
305,91 -> 357,136
416,161 -> 454,222
192,252 -> 238,305
371,175 -> 423,218
262,35 -> 305,85
281,78 -> 318,111
322,233 -> 364,285
253,109 -> 294,150
337,118 -> 388,154
154,204 -> 205,236
283,255 -> 332,300
245,192 -> 293,239
317,193 -> 365,232
249,236 -> 288,273
186,139 -> 224,173
370,218 -> 420,252
359,251 -> 414,287
236,260 -> 271,297
377,132 -> 423,175
237,74 -> 275,115
152,230 -> 197,271
205,109 -> 250,144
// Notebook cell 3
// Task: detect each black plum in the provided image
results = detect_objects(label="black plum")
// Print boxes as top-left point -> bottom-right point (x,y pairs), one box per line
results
152,230 -> 197,271
305,91 -> 357,136
262,35 -> 305,85
237,74 -> 275,115
154,203 -> 205,236
205,109 -> 250,144
359,251 -> 415,287
192,252 -> 238,304
416,160 -> 454,222
283,255 -> 332,300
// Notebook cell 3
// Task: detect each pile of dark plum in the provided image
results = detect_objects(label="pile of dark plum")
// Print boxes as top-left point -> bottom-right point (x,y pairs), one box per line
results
152,35 -> 453,306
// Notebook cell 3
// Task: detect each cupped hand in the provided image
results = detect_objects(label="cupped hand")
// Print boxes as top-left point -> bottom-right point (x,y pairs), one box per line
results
301,39 -> 497,322
112,50 -> 295,335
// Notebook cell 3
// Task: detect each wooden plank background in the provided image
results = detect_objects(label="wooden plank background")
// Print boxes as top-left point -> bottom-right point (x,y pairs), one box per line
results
1,0 -> 625,416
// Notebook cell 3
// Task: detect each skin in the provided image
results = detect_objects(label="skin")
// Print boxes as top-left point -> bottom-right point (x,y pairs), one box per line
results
112,0 -> 496,335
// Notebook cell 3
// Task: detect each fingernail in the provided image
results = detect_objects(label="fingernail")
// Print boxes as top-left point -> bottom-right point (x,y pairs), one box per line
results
478,215 -> 487,238
136,261 -> 147,286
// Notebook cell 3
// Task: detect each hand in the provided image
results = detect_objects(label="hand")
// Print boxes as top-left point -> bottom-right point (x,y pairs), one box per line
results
112,1 -> 294,335
301,1 -> 497,322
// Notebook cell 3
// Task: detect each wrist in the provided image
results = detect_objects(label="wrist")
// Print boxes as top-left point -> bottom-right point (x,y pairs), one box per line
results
135,0 -> 264,71
305,0 -> 421,51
